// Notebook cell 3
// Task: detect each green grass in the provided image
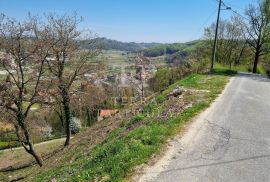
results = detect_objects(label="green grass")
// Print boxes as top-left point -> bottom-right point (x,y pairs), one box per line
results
210,68 -> 237,77
0,141 -> 9,149
214,63 -> 248,73
257,65 -> 266,74
30,70 -> 232,182
214,63 -> 266,74
95,50 -> 129,66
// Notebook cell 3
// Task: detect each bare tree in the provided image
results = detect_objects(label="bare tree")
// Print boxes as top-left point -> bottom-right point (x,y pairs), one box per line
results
71,83 -> 109,126
224,16 -> 247,68
45,13 -> 100,146
245,1 -> 270,73
0,14 -> 52,166
205,15 -> 247,68
128,54 -> 150,104
188,45 -> 210,73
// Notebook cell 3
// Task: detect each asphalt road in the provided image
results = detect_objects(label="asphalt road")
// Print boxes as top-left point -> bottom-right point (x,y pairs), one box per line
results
142,73 -> 270,182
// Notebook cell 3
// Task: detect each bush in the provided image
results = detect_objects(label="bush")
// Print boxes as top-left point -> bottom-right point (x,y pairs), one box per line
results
0,141 -> 9,149
0,131 -> 20,149
126,114 -> 145,129
130,114 -> 144,124
70,117 -> 82,134
148,68 -> 172,92
156,95 -> 166,104
142,102 -> 156,114
41,125 -> 53,139
47,111 -> 65,135
149,62 -> 193,92
0,131 -> 17,141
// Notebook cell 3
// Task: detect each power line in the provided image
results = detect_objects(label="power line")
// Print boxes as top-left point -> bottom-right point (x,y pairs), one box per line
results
213,0 -> 250,21
223,1 -> 245,11
210,0 -> 251,70
230,9 -> 250,21
222,1 -> 249,21
189,9 -> 218,41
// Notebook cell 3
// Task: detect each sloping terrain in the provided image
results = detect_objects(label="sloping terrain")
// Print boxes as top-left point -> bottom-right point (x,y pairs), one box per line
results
142,40 -> 205,57
0,70 -> 234,182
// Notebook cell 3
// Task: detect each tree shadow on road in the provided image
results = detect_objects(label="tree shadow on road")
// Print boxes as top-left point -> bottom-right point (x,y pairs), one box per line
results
159,154 -> 270,174
237,72 -> 270,83
204,68 -> 237,77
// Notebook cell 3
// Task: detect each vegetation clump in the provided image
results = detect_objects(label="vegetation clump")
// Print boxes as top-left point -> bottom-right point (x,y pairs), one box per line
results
70,117 -> 82,134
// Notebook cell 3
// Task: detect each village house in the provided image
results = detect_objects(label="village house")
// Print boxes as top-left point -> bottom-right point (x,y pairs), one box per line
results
97,109 -> 118,121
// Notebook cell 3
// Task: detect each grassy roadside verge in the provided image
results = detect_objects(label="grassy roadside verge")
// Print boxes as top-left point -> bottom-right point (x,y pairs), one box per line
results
214,63 -> 266,74
22,69 -> 235,182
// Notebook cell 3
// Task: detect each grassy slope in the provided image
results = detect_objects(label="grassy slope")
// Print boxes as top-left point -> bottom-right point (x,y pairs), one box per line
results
1,69 -> 235,182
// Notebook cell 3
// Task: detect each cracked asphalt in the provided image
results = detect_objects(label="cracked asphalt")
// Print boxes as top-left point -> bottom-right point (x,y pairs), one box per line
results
147,73 -> 270,182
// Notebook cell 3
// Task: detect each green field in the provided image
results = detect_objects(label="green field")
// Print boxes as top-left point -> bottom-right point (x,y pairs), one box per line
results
90,50 -> 167,74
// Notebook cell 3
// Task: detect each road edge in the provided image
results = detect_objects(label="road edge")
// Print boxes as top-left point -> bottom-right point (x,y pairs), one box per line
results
133,76 -> 235,182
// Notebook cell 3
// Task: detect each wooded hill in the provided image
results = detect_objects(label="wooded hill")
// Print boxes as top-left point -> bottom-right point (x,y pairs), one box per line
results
142,40 -> 205,57
79,37 -> 160,52
79,37 -> 205,55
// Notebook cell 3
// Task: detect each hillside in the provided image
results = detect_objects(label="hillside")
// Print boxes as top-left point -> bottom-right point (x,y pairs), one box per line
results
0,70 -> 234,182
142,40 -> 206,57
79,38 -> 205,54
79,38 -> 160,52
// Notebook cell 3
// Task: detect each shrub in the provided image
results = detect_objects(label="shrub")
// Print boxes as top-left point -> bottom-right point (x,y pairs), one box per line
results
142,102 -> 156,114
41,125 -> 53,139
130,114 -> 144,124
0,131 -> 20,149
47,111 -> 65,135
149,59 -> 197,92
156,95 -> 166,104
126,114 -> 145,129
70,117 -> 82,134
0,141 -> 9,149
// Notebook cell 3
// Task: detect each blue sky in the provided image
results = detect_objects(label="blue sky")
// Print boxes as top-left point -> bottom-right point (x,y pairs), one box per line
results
0,0 -> 256,43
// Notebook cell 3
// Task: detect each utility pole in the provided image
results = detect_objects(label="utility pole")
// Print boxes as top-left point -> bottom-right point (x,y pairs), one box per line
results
211,0 -> 222,71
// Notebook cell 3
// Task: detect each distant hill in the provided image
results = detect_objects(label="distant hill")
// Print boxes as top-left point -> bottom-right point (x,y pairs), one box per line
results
142,40 -> 205,57
79,38 -> 206,55
79,38 -> 161,52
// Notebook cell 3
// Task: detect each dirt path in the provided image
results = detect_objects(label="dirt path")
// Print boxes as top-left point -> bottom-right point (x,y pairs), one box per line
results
0,138 -> 67,170
0,137 -> 66,153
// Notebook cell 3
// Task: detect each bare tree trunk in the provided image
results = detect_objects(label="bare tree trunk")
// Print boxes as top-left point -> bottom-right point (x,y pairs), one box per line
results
253,47 -> 260,73
141,80 -> 144,104
140,71 -> 144,104
27,147 -> 43,167
86,107 -> 90,126
235,45 -> 245,65
18,114 -> 43,166
62,90 -> 72,146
